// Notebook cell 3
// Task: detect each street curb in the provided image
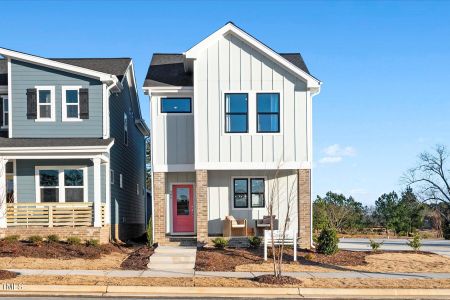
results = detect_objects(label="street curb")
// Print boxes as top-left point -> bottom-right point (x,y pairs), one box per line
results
1,285 -> 450,298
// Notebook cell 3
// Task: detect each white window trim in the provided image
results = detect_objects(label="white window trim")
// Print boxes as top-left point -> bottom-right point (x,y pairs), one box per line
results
35,86 -> 56,122
110,169 -> 115,185
1,96 -> 8,129
230,176 -> 267,210
222,90 -> 283,136
35,165 -> 88,203
137,183 -> 140,195
61,86 -> 83,122
123,112 -> 128,146
158,96 -> 193,116
119,174 -> 123,189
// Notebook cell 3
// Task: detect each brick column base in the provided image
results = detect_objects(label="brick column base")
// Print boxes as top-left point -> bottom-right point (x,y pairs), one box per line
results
196,170 -> 208,245
153,172 -> 167,244
298,169 -> 312,249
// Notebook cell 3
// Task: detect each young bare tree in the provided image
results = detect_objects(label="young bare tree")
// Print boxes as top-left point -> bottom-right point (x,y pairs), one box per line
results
266,168 -> 297,279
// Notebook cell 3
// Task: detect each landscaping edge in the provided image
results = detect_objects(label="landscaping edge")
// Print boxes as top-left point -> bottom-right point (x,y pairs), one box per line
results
1,285 -> 450,298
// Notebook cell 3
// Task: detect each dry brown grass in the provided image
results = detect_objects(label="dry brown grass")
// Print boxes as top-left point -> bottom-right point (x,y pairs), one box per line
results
2,275 -> 450,289
0,252 -> 128,270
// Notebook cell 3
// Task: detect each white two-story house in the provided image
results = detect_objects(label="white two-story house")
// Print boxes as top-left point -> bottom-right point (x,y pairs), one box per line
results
143,23 -> 321,248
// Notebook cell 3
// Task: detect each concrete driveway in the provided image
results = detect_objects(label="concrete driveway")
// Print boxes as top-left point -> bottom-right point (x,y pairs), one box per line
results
339,238 -> 450,257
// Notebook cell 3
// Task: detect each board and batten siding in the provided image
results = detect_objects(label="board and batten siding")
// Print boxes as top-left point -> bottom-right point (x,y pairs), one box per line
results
10,60 -> 103,138
194,34 -> 309,168
15,159 -> 106,203
151,94 -> 195,169
208,170 -> 298,235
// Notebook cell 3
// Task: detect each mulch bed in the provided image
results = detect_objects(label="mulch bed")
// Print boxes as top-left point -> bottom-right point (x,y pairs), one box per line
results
0,270 -> 17,280
120,246 -> 154,270
254,274 -> 301,285
0,240 -> 124,260
195,248 -> 263,271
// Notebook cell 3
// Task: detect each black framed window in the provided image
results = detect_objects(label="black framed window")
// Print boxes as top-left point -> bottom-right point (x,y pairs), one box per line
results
161,98 -> 192,113
233,178 -> 248,208
251,178 -> 265,208
225,93 -> 248,133
257,93 -> 280,133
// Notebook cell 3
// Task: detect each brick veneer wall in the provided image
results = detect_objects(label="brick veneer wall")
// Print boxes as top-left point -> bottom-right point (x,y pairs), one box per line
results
196,170 -> 208,244
0,225 -> 111,244
153,172 -> 167,244
298,169 -> 312,249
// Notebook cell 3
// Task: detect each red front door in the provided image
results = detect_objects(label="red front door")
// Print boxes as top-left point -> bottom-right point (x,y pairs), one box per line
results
172,184 -> 194,233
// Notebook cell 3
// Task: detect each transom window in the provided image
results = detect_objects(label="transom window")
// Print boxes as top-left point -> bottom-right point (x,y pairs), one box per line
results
2,96 -> 8,127
257,93 -> 280,133
233,178 -> 265,209
36,86 -> 55,121
37,167 -> 86,203
62,86 -> 81,121
161,98 -> 192,113
225,93 -> 248,133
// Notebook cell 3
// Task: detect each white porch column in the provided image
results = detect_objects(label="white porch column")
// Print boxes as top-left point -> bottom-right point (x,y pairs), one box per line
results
92,157 -> 102,228
105,160 -> 111,225
0,157 -> 8,228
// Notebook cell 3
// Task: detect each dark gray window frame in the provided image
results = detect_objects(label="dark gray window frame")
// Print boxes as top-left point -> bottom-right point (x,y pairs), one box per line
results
225,93 -> 249,133
250,178 -> 265,208
233,178 -> 249,208
256,92 -> 280,133
161,97 -> 192,114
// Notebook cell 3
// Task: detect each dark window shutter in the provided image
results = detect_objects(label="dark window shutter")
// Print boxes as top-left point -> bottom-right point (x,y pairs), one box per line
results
0,97 -> 3,125
26,88 -> 37,119
79,88 -> 89,119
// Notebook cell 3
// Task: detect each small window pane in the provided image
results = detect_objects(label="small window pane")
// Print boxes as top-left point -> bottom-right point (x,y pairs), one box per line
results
4,113 -> 8,126
39,170 -> 59,186
225,115 -> 247,133
67,105 -> 78,118
39,105 -> 51,118
176,187 -> 190,215
225,94 -> 248,113
3,99 -> 8,111
234,179 -> 248,193
66,90 -> 78,104
251,179 -> 264,193
65,188 -> 83,202
39,90 -> 51,103
161,98 -> 191,113
257,114 -> 279,132
234,194 -> 248,208
251,194 -> 264,207
6,176 -> 14,203
257,93 -> 279,113
64,169 -> 83,186
41,188 -> 58,202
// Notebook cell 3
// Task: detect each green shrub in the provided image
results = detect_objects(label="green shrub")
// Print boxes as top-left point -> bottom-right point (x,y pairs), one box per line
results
305,253 -> 315,260
407,233 -> 422,251
3,235 -> 20,243
369,239 -> 383,251
248,236 -> 262,249
46,235 -> 60,243
317,227 -> 339,255
66,236 -> 81,245
147,218 -> 153,247
85,239 -> 99,247
212,237 -> 228,249
28,235 -> 43,244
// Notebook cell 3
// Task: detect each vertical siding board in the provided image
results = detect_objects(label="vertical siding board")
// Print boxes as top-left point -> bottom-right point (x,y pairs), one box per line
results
272,68 -> 284,163
219,37 -> 231,162
283,75 -> 296,162
197,52 -> 209,164
295,89 -> 308,161
207,42 -> 220,163
229,35 -> 242,162
240,40 -> 252,162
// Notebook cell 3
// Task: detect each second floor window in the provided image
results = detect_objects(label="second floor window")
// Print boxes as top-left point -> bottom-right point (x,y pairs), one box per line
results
62,86 -> 81,121
257,93 -> 280,133
124,112 -> 128,145
36,86 -> 55,121
161,98 -> 191,113
2,96 -> 8,127
225,93 -> 248,133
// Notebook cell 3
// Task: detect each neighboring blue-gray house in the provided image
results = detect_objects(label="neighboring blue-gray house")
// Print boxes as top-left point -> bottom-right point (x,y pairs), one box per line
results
0,48 -> 149,243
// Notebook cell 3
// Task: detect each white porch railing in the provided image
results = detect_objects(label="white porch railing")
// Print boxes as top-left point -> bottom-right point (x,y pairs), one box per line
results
6,203 -> 105,227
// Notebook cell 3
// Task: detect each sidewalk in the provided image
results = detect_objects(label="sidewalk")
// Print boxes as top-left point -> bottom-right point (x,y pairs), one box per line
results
8,269 -> 450,279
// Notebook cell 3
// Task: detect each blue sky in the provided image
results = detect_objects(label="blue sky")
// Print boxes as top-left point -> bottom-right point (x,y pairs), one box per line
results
2,0 -> 449,206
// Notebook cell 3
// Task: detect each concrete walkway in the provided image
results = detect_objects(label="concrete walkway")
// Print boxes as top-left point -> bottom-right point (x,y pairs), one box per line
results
339,238 -> 450,257
147,245 -> 196,272
8,269 -> 450,279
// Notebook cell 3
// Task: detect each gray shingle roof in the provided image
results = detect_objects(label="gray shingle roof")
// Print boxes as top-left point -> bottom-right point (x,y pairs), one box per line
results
51,58 -> 131,81
0,59 -> 7,85
143,53 -> 311,88
0,138 -> 114,148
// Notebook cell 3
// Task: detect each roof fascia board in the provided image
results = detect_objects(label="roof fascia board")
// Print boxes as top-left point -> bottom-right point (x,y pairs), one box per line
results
143,86 -> 193,95
185,23 -> 321,88
0,48 -> 120,86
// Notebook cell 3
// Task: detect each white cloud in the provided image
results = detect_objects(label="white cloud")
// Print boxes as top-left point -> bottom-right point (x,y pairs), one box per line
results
349,188 -> 368,196
319,144 -> 356,164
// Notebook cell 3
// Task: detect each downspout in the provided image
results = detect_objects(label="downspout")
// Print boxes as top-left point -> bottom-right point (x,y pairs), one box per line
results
105,82 -> 115,242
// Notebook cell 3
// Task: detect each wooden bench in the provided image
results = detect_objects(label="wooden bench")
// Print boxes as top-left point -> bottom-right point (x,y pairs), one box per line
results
263,229 -> 297,261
